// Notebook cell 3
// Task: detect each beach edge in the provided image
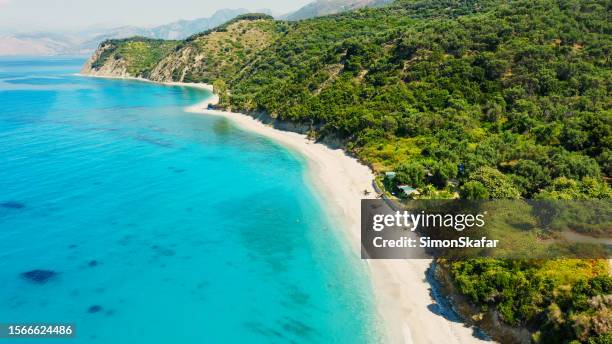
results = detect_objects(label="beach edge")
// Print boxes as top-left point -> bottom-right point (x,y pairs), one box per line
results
181,84 -> 489,344
79,75 -> 489,344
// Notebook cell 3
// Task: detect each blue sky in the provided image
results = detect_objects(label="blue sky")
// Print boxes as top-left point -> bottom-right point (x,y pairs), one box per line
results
0,0 -> 311,32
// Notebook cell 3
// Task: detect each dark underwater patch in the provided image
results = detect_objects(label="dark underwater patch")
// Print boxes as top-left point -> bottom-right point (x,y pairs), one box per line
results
88,305 -> 103,313
243,321 -> 286,340
151,245 -> 175,257
280,317 -> 315,339
1,201 -> 25,209
168,166 -> 186,174
287,288 -> 310,307
20,270 -> 57,284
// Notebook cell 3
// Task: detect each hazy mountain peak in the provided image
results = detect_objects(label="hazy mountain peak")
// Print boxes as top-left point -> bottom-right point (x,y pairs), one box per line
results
281,0 -> 393,20
0,8 -> 268,56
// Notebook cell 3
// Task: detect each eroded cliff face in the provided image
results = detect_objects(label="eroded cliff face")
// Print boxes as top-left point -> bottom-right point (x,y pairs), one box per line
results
148,46 -> 194,82
81,37 -> 179,79
80,42 -> 129,77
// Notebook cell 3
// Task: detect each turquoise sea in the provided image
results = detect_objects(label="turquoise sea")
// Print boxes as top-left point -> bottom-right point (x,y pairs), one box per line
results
0,57 -> 380,343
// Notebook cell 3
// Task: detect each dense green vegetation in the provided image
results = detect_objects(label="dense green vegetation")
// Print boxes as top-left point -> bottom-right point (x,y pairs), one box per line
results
223,0 -> 611,203
152,15 -> 283,84
85,1 -> 611,342
184,13 -> 275,41
445,259 -> 611,343
91,37 -> 178,77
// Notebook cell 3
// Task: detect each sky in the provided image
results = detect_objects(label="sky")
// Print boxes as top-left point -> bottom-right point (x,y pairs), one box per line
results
0,0 -> 312,33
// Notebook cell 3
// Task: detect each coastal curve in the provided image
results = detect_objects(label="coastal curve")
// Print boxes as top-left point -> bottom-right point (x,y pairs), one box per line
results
78,71 -> 490,343
186,85 -> 492,344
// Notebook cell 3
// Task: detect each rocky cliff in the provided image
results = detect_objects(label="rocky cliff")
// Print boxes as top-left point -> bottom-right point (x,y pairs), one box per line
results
81,14 -> 278,83
80,41 -> 129,77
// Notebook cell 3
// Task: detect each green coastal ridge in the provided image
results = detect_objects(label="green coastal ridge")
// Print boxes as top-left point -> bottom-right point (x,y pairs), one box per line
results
82,1 -> 612,343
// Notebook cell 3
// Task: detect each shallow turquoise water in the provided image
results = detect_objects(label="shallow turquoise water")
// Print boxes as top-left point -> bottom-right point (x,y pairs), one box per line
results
0,57 -> 380,343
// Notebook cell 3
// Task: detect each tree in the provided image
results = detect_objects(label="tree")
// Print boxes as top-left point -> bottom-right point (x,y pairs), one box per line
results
460,181 -> 490,199
512,159 -> 551,196
381,115 -> 398,134
213,79 -> 229,106
550,151 -> 601,180
430,161 -> 458,188
469,167 -> 521,199
396,161 -> 426,188
213,79 -> 227,95
536,177 -> 612,200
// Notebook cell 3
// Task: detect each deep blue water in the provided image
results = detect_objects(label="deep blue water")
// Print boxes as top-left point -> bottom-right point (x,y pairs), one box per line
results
0,57 -> 380,343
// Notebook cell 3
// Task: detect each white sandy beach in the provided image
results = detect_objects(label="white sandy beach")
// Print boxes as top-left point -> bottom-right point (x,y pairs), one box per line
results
182,87 -> 491,344
79,74 -> 490,343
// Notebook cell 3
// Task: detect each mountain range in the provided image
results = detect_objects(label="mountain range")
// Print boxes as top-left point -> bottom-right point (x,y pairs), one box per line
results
0,8 -> 255,56
0,0 -> 394,56
281,0 -> 393,20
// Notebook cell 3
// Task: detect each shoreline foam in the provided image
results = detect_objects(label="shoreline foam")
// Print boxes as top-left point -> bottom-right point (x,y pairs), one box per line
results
81,75 -> 490,344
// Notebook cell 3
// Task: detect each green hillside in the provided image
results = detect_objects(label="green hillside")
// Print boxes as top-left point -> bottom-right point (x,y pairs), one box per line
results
225,0 -> 611,202
90,37 -> 179,77
84,1 -> 611,342
149,14 -> 282,83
